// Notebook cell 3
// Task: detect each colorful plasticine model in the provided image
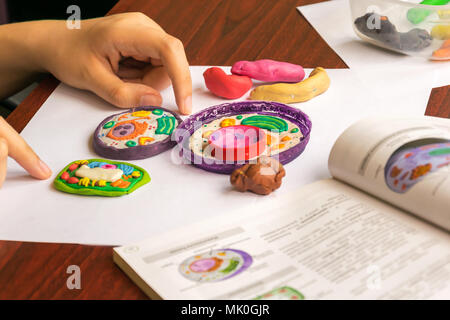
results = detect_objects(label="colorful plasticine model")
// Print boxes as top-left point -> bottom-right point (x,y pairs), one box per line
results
230,156 -> 285,195
203,67 -> 253,99
407,0 -> 449,25
354,13 -> 432,51
249,67 -> 330,104
176,101 -> 311,174
93,106 -> 182,160
433,39 -> 450,59
179,249 -> 253,282
231,59 -> 305,83
54,159 -> 150,196
384,142 -> 450,193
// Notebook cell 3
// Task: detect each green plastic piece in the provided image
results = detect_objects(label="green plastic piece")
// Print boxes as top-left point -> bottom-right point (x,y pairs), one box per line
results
155,116 -> 177,135
290,128 -> 299,133
54,159 -> 150,197
126,140 -> 137,147
152,109 -> 163,115
407,0 -> 449,25
241,115 -> 288,132
236,115 -> 243,120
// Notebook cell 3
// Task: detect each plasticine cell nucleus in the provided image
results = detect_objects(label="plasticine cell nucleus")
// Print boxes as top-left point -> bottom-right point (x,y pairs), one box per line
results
179,249 -> 253,282
54,159 -> 150,197
93,106 -> 182,160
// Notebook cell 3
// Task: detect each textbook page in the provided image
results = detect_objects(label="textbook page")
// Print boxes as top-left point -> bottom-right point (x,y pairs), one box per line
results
114,179 -> 450,300
329,116 -> 450,231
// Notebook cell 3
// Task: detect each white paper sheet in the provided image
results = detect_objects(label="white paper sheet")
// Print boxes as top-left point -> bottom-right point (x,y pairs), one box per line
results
297,0 -> 450,87
0,66 -> 428,245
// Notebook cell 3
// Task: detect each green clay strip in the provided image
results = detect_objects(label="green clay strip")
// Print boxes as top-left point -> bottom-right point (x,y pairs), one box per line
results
156,116 -> 177,135
290,128 -> 299,133
241,115 -> 288,132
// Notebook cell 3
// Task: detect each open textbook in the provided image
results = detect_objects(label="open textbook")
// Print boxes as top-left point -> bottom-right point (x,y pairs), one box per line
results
114,116 -> 450,300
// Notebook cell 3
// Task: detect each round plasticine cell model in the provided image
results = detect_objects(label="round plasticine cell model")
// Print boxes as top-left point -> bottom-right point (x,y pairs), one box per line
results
93,106 -> 182,160
53,159 -> 150,197
179,249 -> 253,282
385,142 -> 450,193
175,101 -> 312,174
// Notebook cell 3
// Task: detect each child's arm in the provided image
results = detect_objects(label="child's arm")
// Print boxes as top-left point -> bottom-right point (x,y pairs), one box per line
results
0,12 -> 192,114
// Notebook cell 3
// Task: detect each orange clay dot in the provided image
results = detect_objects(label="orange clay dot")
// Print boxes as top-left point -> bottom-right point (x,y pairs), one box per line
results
220,118 -> 236,127
278,144 -> 285,149
281,136 -> 291,142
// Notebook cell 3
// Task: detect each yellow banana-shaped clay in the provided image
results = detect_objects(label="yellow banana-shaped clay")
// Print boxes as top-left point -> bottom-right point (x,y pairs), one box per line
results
249,67 -> 330,103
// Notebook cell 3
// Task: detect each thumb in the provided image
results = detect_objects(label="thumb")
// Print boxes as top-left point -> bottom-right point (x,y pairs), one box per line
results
0,117 -> 52,180
90,66 -> 162,108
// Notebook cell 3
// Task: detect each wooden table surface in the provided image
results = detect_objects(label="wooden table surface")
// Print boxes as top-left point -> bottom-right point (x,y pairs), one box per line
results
2,0 -> 449,299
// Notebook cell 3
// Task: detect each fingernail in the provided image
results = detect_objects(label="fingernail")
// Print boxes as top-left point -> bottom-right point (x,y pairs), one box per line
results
183,95 -> 192,114
139,94 -> 160,107
38,159 -> 52,176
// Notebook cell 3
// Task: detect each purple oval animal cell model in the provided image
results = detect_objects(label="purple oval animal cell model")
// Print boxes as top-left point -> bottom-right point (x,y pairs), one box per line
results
231,59 -> 305,82
93,106 -> 182,160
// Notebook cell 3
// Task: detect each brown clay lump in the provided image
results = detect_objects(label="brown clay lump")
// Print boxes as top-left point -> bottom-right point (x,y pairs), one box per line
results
230,156 -> 285,195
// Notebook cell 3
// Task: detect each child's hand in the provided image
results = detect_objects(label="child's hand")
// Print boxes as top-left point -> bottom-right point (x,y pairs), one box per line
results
38,13 -> 192,114
0,117 -> 52,188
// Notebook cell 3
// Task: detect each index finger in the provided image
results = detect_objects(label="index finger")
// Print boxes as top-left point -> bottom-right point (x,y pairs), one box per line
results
111,26 -> 192,114
156,34 -> 192,115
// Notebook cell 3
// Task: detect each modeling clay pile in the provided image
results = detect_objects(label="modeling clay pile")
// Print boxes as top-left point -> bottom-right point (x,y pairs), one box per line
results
203,59 -> 330,103
230,156 -> 286,195
54,99 -> 312,197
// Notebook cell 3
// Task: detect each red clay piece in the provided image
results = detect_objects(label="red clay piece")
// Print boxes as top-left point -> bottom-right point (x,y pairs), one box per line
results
203,67 -> 253,99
